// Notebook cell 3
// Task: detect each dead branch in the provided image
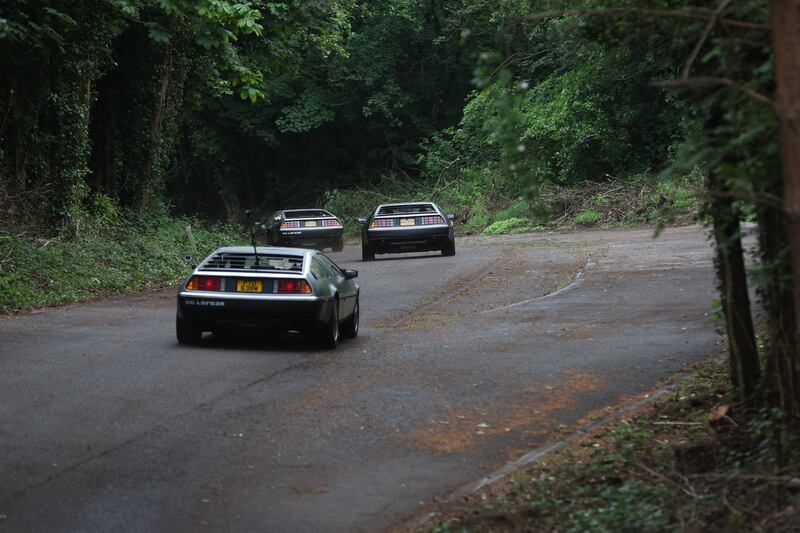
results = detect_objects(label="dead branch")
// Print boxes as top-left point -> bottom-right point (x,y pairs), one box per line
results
517,8 -> 770,31
687,473 -> 800,484
682,0 -> 734,80
634,461 -> 700,499
701,188 -> 785,211
651,77 -> 776,108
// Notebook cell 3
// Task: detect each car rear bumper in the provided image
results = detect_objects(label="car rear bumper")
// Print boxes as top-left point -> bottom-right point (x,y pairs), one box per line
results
178,293 -> 332,332
365,225 -> 452,253
279,227 -> 343,244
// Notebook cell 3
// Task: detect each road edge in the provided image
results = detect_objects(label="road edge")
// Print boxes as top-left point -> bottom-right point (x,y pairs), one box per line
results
399,379 -> 681,531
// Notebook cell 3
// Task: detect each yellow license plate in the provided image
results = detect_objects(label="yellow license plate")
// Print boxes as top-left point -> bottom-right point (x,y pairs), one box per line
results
400,218 -> 415,226
236,279 -> 263,292
304,220 -> 317,227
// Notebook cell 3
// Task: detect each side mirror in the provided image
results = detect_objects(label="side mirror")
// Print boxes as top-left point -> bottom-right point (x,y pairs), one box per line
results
343,269 -> 358,279
447,213 -> 456,221
357,218 -> 367,226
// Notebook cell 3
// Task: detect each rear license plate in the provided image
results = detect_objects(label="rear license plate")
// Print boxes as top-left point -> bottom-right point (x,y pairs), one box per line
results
400,218 -> 415,226
236,279 -> 263,292
304,220 -> 317,227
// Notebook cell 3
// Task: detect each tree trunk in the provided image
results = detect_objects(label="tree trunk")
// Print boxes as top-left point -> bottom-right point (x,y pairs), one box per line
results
88,71 -> 117,196
759,205 -> 799,414
770,0 -> 800,414
709,171 -> 760,401
139,49 -> 173,212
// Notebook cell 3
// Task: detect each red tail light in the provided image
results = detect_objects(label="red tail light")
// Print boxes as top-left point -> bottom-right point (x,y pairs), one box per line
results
281,220 -> 301,229
321,219 -> 341,227
186,276 -> 222,291
420,216 -> 444,225
370,218 -> 396,228
275,279 -> 312,294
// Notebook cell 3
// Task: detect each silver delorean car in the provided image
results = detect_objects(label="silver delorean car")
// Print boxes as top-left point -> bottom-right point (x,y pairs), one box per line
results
176,246 -> 359,348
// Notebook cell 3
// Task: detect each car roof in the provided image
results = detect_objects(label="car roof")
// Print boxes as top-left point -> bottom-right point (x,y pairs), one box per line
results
281,208 -> 334,217
213,246 -> 310,257
376,201 -> 436,209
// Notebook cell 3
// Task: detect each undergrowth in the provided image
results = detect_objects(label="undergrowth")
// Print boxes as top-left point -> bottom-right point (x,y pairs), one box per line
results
0,211 -> 245,314
423,356 -> 800,532
324,172 -> 703,236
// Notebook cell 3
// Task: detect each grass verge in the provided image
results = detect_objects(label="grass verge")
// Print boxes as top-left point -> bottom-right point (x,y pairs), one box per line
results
420,356 -> 800,532
0,212 -> 245,314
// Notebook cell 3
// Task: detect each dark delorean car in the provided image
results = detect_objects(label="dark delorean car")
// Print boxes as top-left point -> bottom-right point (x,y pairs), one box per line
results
358,201 -> 455,261
262,209 -> 344,252
176,246 -> 358,348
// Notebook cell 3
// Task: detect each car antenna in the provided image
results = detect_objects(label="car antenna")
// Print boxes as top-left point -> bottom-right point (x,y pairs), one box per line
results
245,210 -> 261,268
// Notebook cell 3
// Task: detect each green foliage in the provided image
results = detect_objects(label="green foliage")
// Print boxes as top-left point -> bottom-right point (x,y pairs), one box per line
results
493,199 -> 529,222
483,217 -> 533,235
574,209 -> 600,225
0,210 -> 245,314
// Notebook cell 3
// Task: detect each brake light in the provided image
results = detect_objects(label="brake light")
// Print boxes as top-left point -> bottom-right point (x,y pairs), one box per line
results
370,218 -> 396,228
420,215 -> 444,225
321,219 -> 341,227
186,276 -> 222,291
275,279 -> 312,294
281,220 -> 301,229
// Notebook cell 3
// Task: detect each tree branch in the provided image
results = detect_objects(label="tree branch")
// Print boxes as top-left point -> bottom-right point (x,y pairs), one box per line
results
682,0 -> 734,80
652,77 -> 776,109
518,8 -> 769,31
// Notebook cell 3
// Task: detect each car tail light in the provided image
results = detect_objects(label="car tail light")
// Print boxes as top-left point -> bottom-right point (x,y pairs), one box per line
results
281,220 -> 301,229
420,215 -> 444,225
275,279 -> 312,294
186,276 -> 222,291
321,219 -> 341,227
370,218 -> 396,228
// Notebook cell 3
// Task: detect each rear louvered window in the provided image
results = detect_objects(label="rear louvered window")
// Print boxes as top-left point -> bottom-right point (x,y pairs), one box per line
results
377,204 -> 436,216
200,253 -> 303,272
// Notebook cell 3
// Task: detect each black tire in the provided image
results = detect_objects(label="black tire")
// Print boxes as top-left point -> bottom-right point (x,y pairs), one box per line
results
341,297 -> 359,339
267,231 -> 278,246
332,239 -> 344,252
176,315 -> 202,345
319,301 -> 340,349
362,241 -> 375,261
442,239 -> 456,256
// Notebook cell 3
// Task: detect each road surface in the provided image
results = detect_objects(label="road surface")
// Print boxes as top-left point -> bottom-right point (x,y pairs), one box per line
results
0,227 -> 718,532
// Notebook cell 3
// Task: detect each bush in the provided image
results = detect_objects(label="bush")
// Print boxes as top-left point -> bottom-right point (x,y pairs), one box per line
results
483,217 -> 533,235
574,209 -> 600,225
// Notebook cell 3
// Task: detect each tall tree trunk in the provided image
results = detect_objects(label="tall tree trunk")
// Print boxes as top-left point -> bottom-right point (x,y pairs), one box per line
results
770,0 -> 800,414
709,171 -> 760,401
759,205 -> 799,414
139,49 -> 173,212
88,71 -> 117,196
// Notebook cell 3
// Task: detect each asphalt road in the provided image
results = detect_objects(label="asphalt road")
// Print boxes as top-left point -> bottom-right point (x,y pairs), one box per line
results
0,227 -> 718,532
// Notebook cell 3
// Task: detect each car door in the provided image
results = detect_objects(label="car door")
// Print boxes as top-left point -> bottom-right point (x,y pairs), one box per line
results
318,254 -> 357,316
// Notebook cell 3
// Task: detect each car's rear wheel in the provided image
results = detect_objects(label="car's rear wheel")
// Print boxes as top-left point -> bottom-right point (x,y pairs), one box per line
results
362,241 -> 375,261
319,302 -> 340,349
176,315 -> 202,345
341,297 -> 359,339
332,239 -> 344,252
442,239 -> 456,256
